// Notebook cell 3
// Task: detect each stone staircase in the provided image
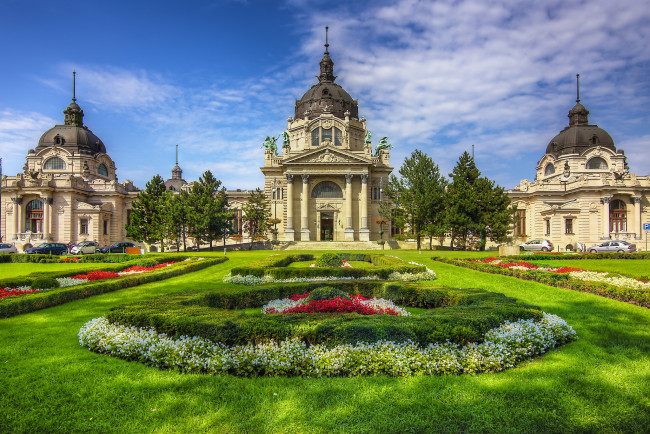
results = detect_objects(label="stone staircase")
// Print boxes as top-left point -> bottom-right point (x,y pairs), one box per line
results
281,241 -> 383,251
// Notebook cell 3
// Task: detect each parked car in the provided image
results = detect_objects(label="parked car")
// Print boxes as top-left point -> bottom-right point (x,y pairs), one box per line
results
24,243 -> 68,255
519,239 -> 554,252
70,241 -> 99,255
98,242 -> 136,254
587,240 -> 637,253
0,243 -> 18,254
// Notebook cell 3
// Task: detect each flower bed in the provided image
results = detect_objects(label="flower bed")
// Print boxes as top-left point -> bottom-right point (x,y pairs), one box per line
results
262,292 -> 411,316
434,257 -> 650,307
228,253 -> 435,282
0,257 -> 227,318
78,312 -> 577,377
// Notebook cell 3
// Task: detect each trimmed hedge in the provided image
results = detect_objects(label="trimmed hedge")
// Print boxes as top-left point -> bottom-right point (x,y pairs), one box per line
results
0,257 -> 228,318
433,257 -> 650,308
516,252 -> 650,261
230,253 -> 426,280
106,281 -> 542,347
0,254 -> 193,290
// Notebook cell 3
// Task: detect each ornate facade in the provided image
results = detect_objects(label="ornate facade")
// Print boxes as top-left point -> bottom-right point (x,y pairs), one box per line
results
260,36 -> 392,242
509,77 -> 650,250
0,75 -> 139,249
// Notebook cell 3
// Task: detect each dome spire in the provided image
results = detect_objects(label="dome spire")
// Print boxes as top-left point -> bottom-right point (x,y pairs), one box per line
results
72,70 -> 77,103
63,70 -> 84,126
172,144 -> 182,180
568,73 -> 588,126
318,26 -> 336,83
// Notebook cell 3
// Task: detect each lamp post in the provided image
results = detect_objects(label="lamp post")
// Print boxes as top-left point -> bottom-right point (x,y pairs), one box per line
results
0,158 -> 2,242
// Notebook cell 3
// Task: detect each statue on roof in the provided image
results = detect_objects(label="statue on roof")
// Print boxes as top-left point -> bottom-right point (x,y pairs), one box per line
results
364,131 -> 372,146
282,131 -> 290,147
374,137 -> 392,156
261,135 -> 279,156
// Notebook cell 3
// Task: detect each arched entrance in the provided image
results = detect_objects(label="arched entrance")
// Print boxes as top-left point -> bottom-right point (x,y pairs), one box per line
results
25,199 -> 43,233
320,212 -> 334,241
610,199 -> 627,233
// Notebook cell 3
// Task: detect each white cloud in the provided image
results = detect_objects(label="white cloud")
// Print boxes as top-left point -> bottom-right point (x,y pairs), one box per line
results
0,109 -> 56,175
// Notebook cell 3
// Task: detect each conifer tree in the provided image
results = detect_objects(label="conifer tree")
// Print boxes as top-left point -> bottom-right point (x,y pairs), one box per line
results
126,174 -> 167,249
242,188 -> 270,249
382,150 -> 447,250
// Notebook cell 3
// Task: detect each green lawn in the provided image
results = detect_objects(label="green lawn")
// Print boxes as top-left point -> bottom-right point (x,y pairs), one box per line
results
1,250 -> 648,432
526,258 -> 650,279
0,261 -> 108,278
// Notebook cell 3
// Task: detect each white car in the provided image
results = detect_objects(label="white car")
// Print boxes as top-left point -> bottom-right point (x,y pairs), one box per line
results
70,241 -> 99,255
587,240 -> 637,253
519,239 -> 554,252
0,243 -> 18,254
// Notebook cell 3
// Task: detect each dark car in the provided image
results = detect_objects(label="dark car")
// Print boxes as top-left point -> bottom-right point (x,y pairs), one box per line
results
25,243 -> 68,255
99,242 -> 136,254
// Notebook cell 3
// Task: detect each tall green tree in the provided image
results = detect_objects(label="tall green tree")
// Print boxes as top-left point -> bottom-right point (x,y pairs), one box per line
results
381,149 -> 447,250
186,171 -> 231,251
446,152 -> 512,250
242,188 -> 270,249
445,152 -> 481,249
125,174 -> 167,250
165,190 -> 191,252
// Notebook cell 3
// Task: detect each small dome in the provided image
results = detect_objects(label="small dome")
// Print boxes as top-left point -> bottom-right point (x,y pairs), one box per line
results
294,35 -> 359,120
37,124 -> 107,155
295,82 -> 358,120
545,97 -> 615,156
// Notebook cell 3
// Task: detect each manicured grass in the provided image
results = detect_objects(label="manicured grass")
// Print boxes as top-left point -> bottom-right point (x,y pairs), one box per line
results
527,258 -> 650,279
0,261 -> 107,278
1,250 -> 648,432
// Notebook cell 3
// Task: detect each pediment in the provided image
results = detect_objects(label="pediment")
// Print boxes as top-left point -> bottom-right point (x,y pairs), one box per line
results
284,146 -> 372,165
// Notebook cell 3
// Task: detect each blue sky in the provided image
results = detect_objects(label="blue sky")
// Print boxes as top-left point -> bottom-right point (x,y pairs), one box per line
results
1,0 -> 649,190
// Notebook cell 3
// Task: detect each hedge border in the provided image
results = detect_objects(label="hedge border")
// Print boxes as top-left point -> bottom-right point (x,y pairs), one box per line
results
106,280 -> 542,348
230,253 -> 426,280
432,257 -> 650,308
0,257 -> 228,319
514,252 -> 650,261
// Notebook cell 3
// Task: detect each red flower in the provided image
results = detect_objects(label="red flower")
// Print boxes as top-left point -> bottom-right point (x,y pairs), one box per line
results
71,270 -> 120,281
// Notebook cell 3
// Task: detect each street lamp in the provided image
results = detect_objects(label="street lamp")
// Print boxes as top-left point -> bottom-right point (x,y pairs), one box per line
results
0,158 -> 3,242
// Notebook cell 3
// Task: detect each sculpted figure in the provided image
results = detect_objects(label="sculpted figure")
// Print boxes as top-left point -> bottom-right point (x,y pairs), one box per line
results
261,135 -> 279,156
364,131 -> 372,146
374,137 -> 393,156
282,131 -> 290,147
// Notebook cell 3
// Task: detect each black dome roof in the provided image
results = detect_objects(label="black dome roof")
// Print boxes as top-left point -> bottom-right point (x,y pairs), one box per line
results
545,101 -> 615,156
294,38 -> 358,120
36,99 -> 106,155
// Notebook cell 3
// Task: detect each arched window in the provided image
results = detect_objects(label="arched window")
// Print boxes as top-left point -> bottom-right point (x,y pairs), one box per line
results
25,200 -> 43,233
544,163 -> 555,176
311,127 -> 343,147
311,181 -> 343,198
44,157 -> 66,170
587,157 -> 608,170
610,199 -> 627,233
97,163 -> 108,177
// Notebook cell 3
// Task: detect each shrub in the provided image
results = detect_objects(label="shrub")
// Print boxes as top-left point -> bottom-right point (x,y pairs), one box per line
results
30,277 -> 60,290
305,287 -> 350,301
315,253 -> 343,267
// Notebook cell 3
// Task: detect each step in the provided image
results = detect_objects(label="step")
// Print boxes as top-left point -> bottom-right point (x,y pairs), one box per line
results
282,241 -> 382,251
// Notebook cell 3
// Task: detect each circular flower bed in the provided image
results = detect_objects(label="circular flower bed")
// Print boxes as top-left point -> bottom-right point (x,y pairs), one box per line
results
78,313 -> 577,377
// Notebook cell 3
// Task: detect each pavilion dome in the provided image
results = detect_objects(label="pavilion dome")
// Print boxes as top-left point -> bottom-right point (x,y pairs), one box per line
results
294,34 -> 358,120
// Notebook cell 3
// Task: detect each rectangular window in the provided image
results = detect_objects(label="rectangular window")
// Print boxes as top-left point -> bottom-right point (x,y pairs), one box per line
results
321,128 -> 332,143
514,210 -> 526,236
334,128 -> 342,146
545,219 -> 551,235
103,220 -> 108,235
565,219 -> 574,234
272,189 -> 276,200
311,129 -> 319,147
80,219 -> 88,235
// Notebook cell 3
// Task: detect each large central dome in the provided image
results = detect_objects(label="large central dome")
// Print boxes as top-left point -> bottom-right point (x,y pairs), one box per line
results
294,35 -> 359,120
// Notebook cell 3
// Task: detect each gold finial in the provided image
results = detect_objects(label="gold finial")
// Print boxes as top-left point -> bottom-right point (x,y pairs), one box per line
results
72,70 -> 77,103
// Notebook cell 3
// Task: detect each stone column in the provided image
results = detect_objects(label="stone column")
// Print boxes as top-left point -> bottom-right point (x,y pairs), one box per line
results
42,196 -> 53,240
345,174 -> 354,241
600,196 -> 611,239
632,197 -> 642,239
284,174 -> 295,241
359,174 -> 370,241
300,174 -> 310,241
12,197 -> 22,240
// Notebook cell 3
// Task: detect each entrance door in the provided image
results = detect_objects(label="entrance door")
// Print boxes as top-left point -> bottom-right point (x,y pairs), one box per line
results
320,212 -> 334,241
